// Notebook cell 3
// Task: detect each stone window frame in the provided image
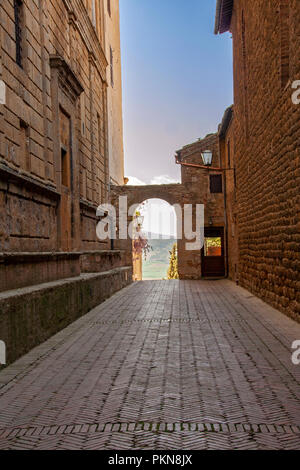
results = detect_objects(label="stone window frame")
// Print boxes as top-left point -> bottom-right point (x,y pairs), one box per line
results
49,56 -> 84,191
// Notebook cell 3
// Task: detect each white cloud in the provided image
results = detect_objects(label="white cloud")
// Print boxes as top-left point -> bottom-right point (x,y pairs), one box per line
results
140,199 -> 177,238
150,175 -> 180,185
126,176 -> 146,186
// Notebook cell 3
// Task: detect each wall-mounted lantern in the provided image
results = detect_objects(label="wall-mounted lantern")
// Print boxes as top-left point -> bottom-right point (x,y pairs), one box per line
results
201,150 -> 213,166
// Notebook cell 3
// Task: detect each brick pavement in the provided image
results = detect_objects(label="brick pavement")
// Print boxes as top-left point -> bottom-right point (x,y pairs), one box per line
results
0,280 -> 299,450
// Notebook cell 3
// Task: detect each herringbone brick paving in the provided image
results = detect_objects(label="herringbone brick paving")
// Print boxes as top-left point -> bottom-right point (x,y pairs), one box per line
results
0,280 -> 299,450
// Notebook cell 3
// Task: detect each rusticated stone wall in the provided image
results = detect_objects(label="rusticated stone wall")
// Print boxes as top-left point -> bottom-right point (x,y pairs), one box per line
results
0,0 -> 122,255
228,0 -> 300,319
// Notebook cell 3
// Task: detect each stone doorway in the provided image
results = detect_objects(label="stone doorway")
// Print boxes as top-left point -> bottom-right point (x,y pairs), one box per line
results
201,227 -> 225,277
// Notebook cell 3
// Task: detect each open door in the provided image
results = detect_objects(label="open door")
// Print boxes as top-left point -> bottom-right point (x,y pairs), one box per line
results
202,227 -> 225,278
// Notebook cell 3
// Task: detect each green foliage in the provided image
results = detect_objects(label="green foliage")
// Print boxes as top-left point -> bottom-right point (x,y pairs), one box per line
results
142,237 -> 176,280
167,243 -> 179,280
205,237 -> 221,248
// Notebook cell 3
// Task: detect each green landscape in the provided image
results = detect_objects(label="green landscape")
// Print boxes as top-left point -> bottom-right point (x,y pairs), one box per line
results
142,234 -> 176,280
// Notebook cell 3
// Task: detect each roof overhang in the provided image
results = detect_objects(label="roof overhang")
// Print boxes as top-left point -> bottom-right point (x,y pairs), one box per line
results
214,0 -> 234,34
218,106 -> 234,138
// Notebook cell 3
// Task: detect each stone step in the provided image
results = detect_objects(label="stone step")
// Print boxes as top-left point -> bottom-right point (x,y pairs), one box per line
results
0,250 -> 129,293
0,266 -> 133,366
0,252 -> 80,293
80,250 -> 127,274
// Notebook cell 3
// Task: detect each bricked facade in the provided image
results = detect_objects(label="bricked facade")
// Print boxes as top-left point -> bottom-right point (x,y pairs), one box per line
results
112,133 -> 227,280
104,0 -> 125,185
216,0 -> 300,320
218,106 -> 239,283
0,0 -> 129,278
0,0 -> 113,256
0,0 -> 131,365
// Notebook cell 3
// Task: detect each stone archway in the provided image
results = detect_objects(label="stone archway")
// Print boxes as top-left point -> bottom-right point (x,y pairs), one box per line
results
110,184 -> 203,280
132,197 -> 178,281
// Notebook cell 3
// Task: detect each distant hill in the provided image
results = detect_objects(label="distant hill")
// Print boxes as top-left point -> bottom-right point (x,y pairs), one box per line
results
142,233 -> 176,280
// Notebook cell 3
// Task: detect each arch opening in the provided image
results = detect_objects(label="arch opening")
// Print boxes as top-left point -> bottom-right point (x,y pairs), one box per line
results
132,198 -> 178,281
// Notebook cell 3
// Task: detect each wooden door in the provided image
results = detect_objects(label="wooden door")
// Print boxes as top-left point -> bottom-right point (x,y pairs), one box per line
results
202,227 -> 225,277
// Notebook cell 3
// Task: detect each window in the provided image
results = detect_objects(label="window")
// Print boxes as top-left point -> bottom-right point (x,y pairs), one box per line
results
80,93 -> 86,136
20,120 -> 30,171
107,0 -> 111,17
59,108 -> 71,188
110,46 -> 114,87
210,175 -> 223,194
14,0 -> 24,68
204,237 -> 222,257
97,113 -> 102,154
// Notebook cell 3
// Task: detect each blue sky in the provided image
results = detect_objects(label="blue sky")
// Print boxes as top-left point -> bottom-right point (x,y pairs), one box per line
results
119,0 -> 233,185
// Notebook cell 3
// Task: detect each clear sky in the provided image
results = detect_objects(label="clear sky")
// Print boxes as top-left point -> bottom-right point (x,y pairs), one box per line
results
119,0 -> 233,185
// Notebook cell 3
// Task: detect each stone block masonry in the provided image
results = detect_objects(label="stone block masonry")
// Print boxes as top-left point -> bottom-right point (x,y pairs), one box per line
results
0,1 -> 129,366
0,266 -> 132,366
216,0 -> 300,320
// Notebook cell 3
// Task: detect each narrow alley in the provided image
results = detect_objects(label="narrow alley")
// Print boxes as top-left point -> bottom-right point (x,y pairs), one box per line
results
0,280 -> 299,450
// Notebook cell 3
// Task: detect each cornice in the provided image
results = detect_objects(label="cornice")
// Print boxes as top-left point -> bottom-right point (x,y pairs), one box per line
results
50,55 -> 84,100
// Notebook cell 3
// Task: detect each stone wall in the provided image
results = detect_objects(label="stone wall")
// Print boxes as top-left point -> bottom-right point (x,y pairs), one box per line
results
0,266 -> 132,366
111,133 -> 227,280
219,0 -> 300,319
218,107 -> 239,282
104,0 -> 125,185
0,252 -> 80,293
0,0 -> 120,255
0,1 -> 131,366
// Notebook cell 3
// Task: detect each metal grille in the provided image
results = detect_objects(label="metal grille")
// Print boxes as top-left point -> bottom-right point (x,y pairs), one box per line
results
14,0 -> 23,68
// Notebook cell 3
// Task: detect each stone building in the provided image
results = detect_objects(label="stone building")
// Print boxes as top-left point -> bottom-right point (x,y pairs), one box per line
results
0,0 -> 131,365
215,0 -> 300,320
176,133 -> 226,278
112,132 -> 228,280
104,0 -> 125,185
218,105 -> 238,283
